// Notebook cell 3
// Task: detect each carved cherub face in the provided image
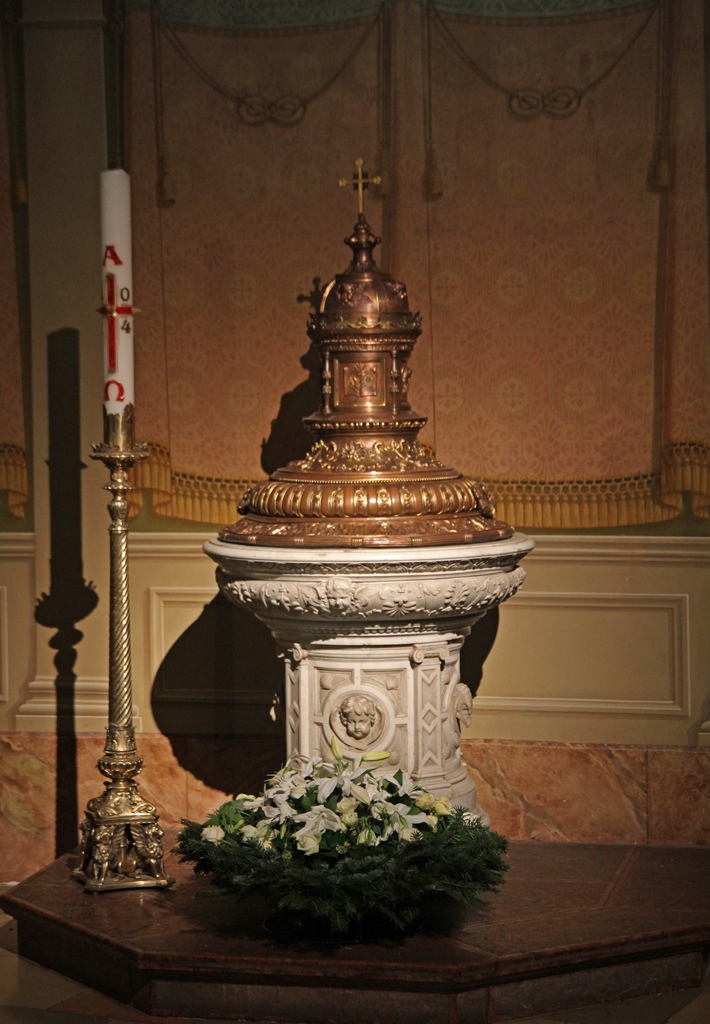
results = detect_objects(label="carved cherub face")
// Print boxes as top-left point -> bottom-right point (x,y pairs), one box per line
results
339,695 -> 377,740
343,710 -> 371,739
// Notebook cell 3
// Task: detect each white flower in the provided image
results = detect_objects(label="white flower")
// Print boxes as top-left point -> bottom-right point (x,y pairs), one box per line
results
399,826 -> 422,842
316,773 -> 340,803
369,801 -> 390,821
261,792 -> 295,823
391,803 -> 430,828
381,772 -> 420,798
463,811 -> 481,824
242,823 -> 274,844
295,832 -> 320,855
201,825 -> 225,844
356,827 -> 379,846
361,775 -> 382,803
265,770 -> 308,803
348,781 -> 372,805
336,795 -> 359,814
293,805 -> 345,837
316,765 -> 371,805
293,755 -> 322,776
433,796 -> 455,816
239,796 -> 264,812
415,791 -> 436,811
340,809 -> 359,827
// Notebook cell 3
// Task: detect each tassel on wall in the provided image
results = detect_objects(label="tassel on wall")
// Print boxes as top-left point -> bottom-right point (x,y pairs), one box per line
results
648,0 -> 672,192
2,2 -> 27,208
12,174 -> 27,207
423,143 -> 443,201
421,1 -> 442,201
375,1 -> 394,269
157,155 -> 175,209
151,0 -> 175,208
648,138 -> 670,191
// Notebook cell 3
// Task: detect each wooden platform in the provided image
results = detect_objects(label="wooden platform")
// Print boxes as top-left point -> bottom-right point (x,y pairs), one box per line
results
1,838 -> 709,1023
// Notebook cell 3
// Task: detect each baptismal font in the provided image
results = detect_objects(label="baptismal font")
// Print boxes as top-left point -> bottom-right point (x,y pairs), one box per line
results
206,164 -> 533,815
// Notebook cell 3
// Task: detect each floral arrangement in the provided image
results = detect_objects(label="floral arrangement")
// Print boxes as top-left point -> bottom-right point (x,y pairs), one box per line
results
175,739 -> 508,935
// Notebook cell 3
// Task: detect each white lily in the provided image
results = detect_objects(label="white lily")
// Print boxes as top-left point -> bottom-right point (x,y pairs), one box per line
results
293,805 -> 345,837
261,793 -> 295,823
381,772 -> 421,798
391,803 -> 431,827
316,764 -> 371,805
239,795 -> 264,812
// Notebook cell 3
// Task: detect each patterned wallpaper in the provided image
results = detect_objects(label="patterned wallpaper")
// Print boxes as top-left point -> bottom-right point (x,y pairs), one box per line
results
0,51 -> 26,519
0,0 -> 705,530
120,0 -> 709,529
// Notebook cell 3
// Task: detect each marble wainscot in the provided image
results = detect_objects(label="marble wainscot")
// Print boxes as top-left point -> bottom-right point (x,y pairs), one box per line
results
205,533 -> 533,816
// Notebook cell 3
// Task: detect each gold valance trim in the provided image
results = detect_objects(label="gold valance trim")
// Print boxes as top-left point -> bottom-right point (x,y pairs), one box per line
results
128,441 -> 710,529
127,443 -> 252,523
0,444 -> 28,517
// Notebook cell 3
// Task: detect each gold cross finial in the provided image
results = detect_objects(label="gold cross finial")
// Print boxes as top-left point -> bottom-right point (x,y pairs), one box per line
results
339,158 -> 381,215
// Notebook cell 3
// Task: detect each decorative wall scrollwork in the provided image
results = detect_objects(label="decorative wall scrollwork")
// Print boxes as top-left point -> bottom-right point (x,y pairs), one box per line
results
430,0 -> 660,121
237,95 -> 305,125
153,0 -> 379,126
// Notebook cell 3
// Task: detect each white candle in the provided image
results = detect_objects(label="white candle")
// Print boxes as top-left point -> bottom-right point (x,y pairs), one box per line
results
100,169 -> 135,443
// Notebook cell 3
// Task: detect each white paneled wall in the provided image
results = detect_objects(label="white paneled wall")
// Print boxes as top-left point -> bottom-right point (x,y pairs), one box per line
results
3,533 -> 709,746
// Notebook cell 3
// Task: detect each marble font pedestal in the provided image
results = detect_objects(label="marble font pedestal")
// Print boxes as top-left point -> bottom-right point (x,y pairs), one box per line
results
205,534 -> 533,816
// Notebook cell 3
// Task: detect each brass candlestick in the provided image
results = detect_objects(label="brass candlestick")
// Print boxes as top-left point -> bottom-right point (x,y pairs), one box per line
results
73,440 -> 173,892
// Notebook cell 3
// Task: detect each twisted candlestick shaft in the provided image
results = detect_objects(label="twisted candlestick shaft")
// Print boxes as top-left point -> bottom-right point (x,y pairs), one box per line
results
107,465 -> 133,731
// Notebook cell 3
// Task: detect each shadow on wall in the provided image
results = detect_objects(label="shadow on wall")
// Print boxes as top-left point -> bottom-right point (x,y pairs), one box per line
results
260,343 -> 322,474
34,328 -> 99,858
151,593 -> 286,797
461,607 -> 499,700
152,599 -> 499,798
155,281 -> 319,796
260,278 -> 326,474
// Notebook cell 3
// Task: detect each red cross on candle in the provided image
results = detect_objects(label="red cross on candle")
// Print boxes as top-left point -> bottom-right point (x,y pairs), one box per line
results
99,272 -> 135,373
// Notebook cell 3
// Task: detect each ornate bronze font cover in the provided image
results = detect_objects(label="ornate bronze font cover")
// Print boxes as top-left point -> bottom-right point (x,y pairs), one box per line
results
222,174 -> 514,548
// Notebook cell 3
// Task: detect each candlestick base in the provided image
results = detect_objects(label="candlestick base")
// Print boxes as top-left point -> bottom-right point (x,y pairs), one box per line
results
74,440 -> 173,892
73,783 -> 174,891
73,726 -> 174,892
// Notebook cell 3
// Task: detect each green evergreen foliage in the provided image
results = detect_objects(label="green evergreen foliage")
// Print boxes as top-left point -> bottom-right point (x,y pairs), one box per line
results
175,746 -> 508,935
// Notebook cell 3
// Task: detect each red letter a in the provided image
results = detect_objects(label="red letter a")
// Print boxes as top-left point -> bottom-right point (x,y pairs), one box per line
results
102,245 -> 124,266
